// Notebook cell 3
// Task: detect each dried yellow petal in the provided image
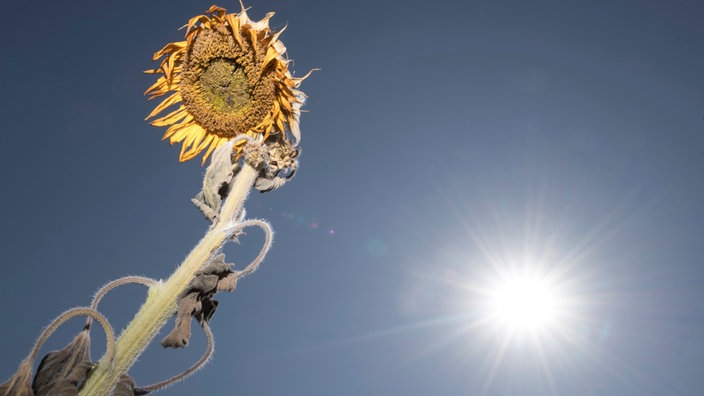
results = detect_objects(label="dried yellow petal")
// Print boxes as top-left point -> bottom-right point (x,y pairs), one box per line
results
145,4 -> 312,163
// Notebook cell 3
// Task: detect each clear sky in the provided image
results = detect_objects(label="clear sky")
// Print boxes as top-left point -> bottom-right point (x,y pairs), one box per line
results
1,0 -> 703,395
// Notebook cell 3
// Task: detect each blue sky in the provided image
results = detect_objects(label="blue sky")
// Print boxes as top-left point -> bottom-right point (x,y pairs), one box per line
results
1,0 -> 703,395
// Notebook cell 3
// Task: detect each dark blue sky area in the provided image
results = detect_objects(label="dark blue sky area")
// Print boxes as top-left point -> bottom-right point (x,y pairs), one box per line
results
1,0 -> 703,395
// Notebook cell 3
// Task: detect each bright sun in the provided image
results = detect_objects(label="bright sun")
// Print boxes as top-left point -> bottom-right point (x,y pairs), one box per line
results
489,273 -> 558,331
482,269 -> 563,336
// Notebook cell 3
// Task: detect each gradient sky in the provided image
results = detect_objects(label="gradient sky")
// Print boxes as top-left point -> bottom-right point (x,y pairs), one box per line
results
1,0 -> 703,395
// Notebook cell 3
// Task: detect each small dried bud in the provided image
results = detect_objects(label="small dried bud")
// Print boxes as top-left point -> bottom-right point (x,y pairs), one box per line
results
268,140 -> 299,173
242,142 -> 269,170
254,141 -> 300,193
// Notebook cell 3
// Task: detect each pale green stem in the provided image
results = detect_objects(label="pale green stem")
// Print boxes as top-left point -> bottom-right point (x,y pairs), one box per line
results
79,162 -> 259,395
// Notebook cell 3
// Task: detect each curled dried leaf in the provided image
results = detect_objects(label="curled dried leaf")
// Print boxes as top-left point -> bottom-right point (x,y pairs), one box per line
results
161,293 -> 201,348
254,172 -> 293,193
162,254 -> 237,348
197,255 -> 239,293
192,140 -> 242,222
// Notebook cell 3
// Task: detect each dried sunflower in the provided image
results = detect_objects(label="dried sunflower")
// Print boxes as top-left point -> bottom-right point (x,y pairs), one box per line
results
145,4 -> 311,163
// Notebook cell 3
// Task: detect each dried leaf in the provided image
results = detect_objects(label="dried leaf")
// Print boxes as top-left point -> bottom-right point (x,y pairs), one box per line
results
191,141 -> 240,222
46,371 -> 148,396
35,362 -> 92,396
196,254 -> 233,278
217,273 -> 238,292
32,330 -> 91,396
161,293 -> 200,348
0,360 -> 34,396
254,174 -> 289,192
3,307 -> 114,396
112,374 -> 147,396
188,274 -> 220,293
162,254 -> 237,348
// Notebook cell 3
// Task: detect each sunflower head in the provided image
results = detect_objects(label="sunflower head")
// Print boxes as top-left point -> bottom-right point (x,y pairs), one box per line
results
145,4 -> 311,164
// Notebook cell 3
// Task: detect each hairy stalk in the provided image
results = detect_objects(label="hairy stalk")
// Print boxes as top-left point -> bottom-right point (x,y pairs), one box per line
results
79,162 -> 259,395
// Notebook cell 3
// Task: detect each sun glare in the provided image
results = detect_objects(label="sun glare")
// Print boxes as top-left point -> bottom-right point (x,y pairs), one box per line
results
478,265 -> 567,338
489,273 -> 559,332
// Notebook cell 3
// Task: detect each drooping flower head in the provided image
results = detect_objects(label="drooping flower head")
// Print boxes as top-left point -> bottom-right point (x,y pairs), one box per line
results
145,4 -> 311,163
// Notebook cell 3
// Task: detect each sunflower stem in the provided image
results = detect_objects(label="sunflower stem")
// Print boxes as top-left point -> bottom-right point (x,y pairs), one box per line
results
78,162 -> 259,396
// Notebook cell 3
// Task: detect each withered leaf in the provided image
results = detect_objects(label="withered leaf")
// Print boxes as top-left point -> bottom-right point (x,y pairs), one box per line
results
217,273 -> 238,293
3,307 -> 114,396
161,254 -> 237,348
188,274 -> 220,294
50,370 -> 146,396
197,298 -> 218,325
254,173 -> 289,193
112,374 -> 149,396
161,293 -> 199,348
0,360 -> 34,396
254,168 -> 295,193
34,354 -> 143,396
32,330 -> 91,396
196,254 -> 234,278
35,362 -> 91,396
194,254 -> 238,297
191,141 -> 240,222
